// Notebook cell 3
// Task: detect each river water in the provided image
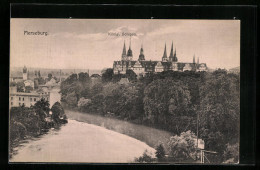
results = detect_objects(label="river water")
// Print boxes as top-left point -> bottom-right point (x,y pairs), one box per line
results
10,119 -> 155,163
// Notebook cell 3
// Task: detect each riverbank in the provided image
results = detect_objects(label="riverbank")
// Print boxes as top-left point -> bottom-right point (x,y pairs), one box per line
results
65,109 -> 173,152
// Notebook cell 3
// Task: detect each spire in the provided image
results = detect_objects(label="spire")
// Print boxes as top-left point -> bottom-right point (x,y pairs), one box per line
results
193,54 -> 196,64
140,43 -> 144,54
173,47 -> 178,62
127,37 -> 133,57
139,44 -> 145,61
197,57 -> 199,64
169,41 -> 174,58
122,41 -> 126,55
163,43 -> 167,58
129,37 -> 131,50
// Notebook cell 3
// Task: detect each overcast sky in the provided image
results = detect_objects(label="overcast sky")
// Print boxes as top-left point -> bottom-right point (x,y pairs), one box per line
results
10,19 -> 240,70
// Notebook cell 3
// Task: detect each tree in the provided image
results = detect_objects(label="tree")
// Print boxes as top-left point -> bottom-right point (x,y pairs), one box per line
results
102,68 -> 114,83
134,150 -> 154,163
48,73 -> 53,81
167,131 -> 197,161
16,82 -> 25,92
198,70 -> 240,162
77,97 -> 92,110
143,79 -> 191,126
33,98 -> 50,121
155,144 -> 166,160
126,69 -> 137,82
78,72 -> 90,84
51,102 -> 67,124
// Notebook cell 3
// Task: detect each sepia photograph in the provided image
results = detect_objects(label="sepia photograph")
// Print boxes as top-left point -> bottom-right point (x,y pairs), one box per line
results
9,19 -> 240,164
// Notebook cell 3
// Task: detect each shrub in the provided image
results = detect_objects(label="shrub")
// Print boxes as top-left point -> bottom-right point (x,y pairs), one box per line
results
134,150 -> 154,163
155,143 -> 166,160
168,130 -> 197,161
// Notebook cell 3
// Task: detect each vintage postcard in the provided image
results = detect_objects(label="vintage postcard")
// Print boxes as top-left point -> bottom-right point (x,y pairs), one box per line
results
9,19 -> 240,163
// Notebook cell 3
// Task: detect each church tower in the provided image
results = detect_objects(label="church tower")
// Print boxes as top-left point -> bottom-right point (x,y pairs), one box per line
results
121,41 -> 127,61
23,65 -> 28,80
173,48 -> 178,62
197,57 -> 199,64
162,43 -> 168,62
126,38 -> 133,61
169,42 -> 174,62
138,44 -> 145,61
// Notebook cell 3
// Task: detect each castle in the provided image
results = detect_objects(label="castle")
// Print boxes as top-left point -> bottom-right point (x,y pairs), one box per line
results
113,41 -> 207,76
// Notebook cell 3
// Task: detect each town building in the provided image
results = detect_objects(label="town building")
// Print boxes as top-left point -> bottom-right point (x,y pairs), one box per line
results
9,86 -> 50,108
113,41 -> 208,76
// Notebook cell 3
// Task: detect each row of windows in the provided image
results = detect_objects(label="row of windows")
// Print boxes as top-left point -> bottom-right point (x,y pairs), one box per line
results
16,97 -> 37,102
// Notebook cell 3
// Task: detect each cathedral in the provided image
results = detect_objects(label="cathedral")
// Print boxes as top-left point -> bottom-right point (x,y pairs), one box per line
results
113,40 -> 207,76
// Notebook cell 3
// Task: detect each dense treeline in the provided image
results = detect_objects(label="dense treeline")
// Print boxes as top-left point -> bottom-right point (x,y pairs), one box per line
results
60,69 -> 240,163
9,100 -> 67,158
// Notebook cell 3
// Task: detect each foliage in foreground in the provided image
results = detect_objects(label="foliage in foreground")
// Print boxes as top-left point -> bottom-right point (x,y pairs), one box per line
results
9,100 -> 67,157
134,150 -> 154,163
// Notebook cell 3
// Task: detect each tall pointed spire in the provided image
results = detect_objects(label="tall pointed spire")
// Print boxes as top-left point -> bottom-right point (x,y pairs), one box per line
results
139,43 -> 145,61
173,47 -> 178,62
197,57 -> 199,64
122,40 -> 126,55
162,43 -> 168,62
127,37 -> 133,60
163,43 -> 167,57
140,43 -> 144,55
129,37 -> 131,49
193,54 -> 196,64
169,42 -> 174,61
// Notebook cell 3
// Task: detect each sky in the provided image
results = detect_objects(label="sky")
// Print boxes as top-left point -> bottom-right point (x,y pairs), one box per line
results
10,19 -> 240,70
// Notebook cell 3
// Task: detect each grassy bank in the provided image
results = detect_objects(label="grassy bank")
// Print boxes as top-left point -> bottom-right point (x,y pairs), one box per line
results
65,109 -> 173,151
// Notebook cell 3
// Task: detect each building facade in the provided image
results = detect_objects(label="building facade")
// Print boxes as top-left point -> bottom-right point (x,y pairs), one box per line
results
113,41 -> 208,76
9,86 -> 50,108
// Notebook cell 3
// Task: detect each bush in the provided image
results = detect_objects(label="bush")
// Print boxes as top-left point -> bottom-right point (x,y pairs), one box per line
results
51,102 -> 68,124
134,150 -> 154,163
223,143 -> 239,163
167,131 -> 197,161
155,143 -> 166,160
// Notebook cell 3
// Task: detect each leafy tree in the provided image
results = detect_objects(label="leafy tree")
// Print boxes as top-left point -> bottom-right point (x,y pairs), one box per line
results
155,143 -> 166,160
167,131 -> 197,161
51,102 -> 67,124
78,72 -> 90,84
77,97 -> 92,110
16,82 -> 25,92
126,69 -> 137,82
47,73 -> 53,81
198,70 -> 239,161
102,68 -> 114,83
223,143 -> 239,163
65,91 -> 78,107
143,79 -> 191,125
134,150 -> 154,163
33,98 -> 50,121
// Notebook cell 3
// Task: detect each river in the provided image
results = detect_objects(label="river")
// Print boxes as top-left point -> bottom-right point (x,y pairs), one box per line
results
10,119 -> 155,163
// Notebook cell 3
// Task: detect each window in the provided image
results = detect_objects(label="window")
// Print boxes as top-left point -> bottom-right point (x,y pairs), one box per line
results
11,97 -> 13,100
23,98 -> 24,101
11,102 -> 13,105
34,98 -> 36,101
19,103 -> 21,106
30,98 -> 32,102
19,97 -> 21,101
